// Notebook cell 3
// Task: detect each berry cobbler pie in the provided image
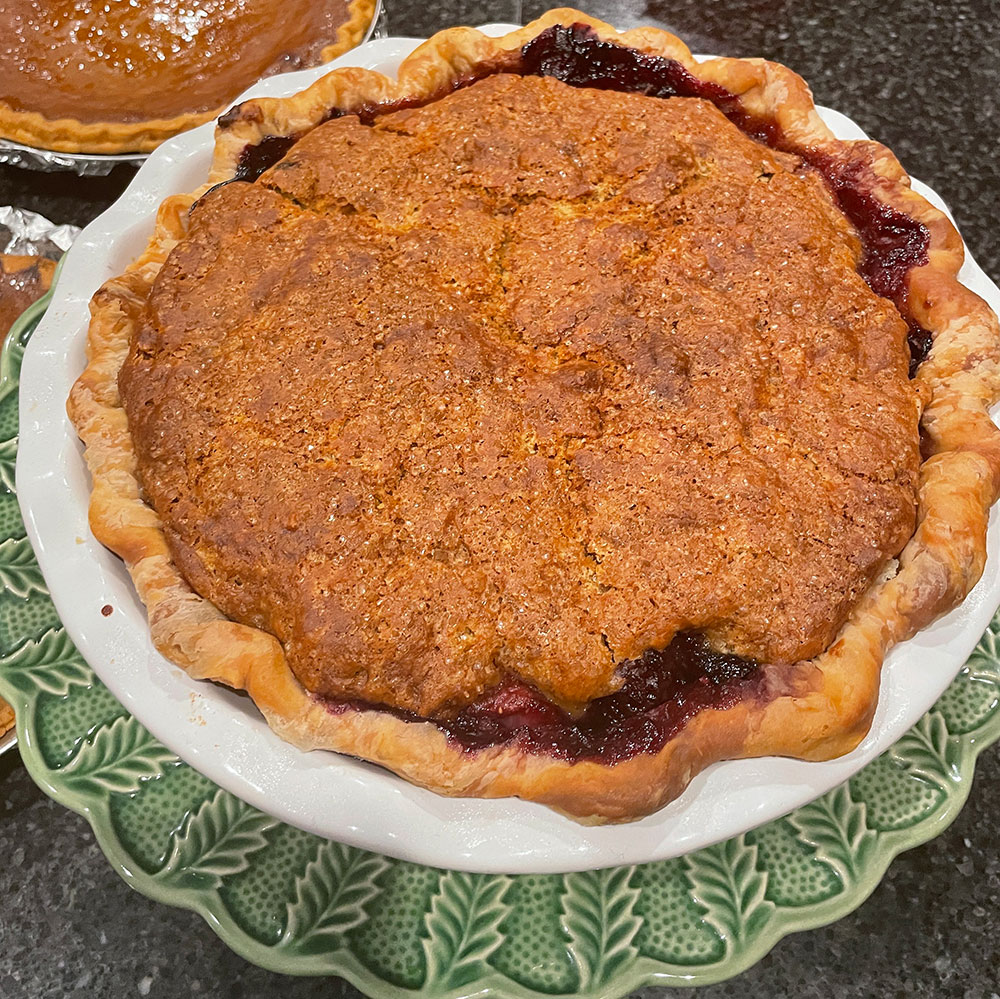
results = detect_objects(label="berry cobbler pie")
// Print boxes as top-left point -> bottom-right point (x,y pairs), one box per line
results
0,0 -> 377,153
68,11 -> 1000,822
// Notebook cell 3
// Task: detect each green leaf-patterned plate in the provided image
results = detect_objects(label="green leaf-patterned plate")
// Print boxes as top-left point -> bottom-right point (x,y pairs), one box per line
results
3,289 -> 1000,995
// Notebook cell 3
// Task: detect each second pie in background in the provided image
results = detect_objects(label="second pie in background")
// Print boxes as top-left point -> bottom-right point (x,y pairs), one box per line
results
0,0 -> 378,154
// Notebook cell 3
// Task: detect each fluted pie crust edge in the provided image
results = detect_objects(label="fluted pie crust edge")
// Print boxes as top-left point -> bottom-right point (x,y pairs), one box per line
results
0,0 -> 377,155
67,10 -> 1000,822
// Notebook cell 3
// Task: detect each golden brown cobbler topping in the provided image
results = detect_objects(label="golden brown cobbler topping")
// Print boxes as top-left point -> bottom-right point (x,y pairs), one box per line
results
120,74 -> 920,718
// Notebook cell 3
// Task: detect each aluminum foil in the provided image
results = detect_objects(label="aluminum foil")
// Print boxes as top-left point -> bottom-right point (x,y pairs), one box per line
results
0,205 -> 79,258
369,0 -> 390,38
0,137 -> 145,176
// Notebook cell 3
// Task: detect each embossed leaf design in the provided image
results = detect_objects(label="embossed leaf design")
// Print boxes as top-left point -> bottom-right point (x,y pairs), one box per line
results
890,712 -> 962,790
279,841 -> 389,954
62,715 -> 177,794
420,871 -> 510,992
156,788 -> 275,891
0,536 -> 47,598
561,866 -> 642,991
0,435 -> 17,493
789,785 -> 876,886
0,628 -> 94,696
686,836 -> 773,950
964,621 -> 1000,683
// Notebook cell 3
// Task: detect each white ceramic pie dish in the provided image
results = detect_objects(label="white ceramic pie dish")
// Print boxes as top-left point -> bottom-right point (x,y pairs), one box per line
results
16,29 -> 1000,874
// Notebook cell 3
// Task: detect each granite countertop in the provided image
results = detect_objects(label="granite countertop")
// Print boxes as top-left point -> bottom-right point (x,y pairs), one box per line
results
2,2 -> 999,997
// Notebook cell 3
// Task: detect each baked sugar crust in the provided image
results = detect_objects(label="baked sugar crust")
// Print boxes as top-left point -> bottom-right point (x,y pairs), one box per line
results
120,78 -> 923,719
0,0 -> 376,155
68,10 -> 1000,822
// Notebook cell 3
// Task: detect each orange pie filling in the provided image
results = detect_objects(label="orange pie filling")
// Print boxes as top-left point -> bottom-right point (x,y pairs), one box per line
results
0,0 -> 370,149
1,255 -> 55,340
0,253 -> 56,741
120,26 -> 925,763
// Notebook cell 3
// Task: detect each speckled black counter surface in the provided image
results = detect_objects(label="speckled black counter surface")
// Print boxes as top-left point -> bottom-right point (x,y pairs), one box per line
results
2,2 -> 999,997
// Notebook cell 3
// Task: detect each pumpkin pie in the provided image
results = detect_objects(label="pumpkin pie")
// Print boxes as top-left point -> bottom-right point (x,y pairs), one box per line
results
0,0 -> 377,154
1,255 -> 55,339
0,699 -> 12,741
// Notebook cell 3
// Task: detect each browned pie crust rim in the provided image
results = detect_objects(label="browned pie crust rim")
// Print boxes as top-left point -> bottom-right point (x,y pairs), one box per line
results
0,0 -> 377,155
68,9 -> 1000,822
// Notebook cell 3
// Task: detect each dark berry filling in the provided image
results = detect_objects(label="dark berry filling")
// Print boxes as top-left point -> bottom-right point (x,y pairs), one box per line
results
324,632 -> 765,763
233,133 -> 301,183
906,326 -> 934,377
520,23 -> 783,146
229,24 -> 933,762
799,150 -> 932,372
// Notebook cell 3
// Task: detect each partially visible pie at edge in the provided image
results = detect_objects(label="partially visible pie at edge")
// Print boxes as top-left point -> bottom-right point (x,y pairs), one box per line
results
1,254 -> 55,342
1,253 -> 56,739
0,698 -> 12,740
68,11 -> 1000,822
0,0 -> 377,154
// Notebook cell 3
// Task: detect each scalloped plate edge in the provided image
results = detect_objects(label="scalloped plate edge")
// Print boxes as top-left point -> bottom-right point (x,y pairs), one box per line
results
5,670 -> 997,994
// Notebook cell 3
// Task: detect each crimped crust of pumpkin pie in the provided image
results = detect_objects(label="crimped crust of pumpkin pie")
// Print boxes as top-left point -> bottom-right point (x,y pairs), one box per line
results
68,10 -> 1000,822
0,0 -> 376,154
